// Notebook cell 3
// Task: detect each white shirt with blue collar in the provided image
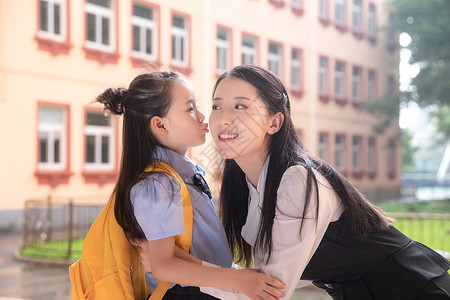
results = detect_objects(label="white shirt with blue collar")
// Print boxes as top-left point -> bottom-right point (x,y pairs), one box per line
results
131,147 -> 232,291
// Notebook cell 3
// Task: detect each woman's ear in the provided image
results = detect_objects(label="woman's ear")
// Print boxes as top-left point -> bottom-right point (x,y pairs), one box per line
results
268,112 -> 284,135
150,116 -> 168,136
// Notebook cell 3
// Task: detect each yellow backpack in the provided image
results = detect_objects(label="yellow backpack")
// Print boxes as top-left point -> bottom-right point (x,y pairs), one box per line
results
69,162 -> 193,300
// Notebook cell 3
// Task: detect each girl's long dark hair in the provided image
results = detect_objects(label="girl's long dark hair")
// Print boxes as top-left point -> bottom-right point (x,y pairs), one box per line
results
96,71 -> 181,240
215,65 -> 391,267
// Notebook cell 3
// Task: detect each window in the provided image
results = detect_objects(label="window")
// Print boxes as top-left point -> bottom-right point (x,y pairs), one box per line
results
291,49 -> 302,90
171,14 -> 189,67
85,0 -> 115,52
319,0 -> 329,20
388,74 -> 396,94
39,0 -> 67,41
335,61 -> 345,99
352,0 -> 362,33
291,0 -> 301,7
335,134 -> 346,172
216,27 -> 231,73
352,136 -> 362,172
352,66 -> 361,104
132,3 -> 157,60
368,3 -> 376,40
242,35 -> 257,65
38,105 -> 67,170
368,136 -> 376,174
319,57 -> 328,95
84,111 -> 115,170
268,43 -> 282,77
368,70 -> 376,102
319,133 -> 329,161
387,138 -> 396,178
335,0 -> 346,27
291,0 -> 304,15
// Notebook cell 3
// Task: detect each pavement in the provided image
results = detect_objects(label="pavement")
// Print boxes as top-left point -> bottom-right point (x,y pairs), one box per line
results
0,232 -> 328,300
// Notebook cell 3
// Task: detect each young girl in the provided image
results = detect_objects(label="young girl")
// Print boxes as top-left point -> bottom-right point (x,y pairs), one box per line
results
202,65 -> 450,299
96,71 -> 285,300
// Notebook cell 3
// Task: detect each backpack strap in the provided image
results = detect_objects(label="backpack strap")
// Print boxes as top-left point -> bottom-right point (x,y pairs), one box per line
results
145,161 -> 193,300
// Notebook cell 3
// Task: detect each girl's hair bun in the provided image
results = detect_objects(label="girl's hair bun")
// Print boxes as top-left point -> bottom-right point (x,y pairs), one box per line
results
96,86 -> 128,115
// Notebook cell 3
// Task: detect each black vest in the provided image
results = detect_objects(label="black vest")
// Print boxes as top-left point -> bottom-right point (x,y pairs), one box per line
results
301,217 -> 450,299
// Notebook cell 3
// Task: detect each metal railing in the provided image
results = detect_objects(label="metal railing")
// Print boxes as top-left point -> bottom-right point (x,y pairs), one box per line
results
21,196 -> 450,260
389,212 -> 450,256
22,195 -> 108,259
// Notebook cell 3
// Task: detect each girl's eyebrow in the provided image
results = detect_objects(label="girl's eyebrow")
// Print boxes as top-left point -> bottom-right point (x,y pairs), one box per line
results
185,99 -> 195,105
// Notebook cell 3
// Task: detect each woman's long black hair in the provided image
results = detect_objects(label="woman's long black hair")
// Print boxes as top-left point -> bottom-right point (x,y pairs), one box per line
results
96,71 -> 181,240
215,65 -> 391,267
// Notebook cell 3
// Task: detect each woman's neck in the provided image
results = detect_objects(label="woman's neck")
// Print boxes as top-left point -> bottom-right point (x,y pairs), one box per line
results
234,150 -> 269,189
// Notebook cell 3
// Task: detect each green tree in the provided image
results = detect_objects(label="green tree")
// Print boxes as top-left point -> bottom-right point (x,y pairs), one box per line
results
400,129 -> 419,171
365,0 -> 450,138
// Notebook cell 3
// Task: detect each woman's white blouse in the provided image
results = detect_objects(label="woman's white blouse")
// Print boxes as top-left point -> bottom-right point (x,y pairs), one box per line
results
201,157 -> 344,299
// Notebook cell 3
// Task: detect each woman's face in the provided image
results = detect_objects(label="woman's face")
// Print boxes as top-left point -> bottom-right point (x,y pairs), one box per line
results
209,77 -> 274,161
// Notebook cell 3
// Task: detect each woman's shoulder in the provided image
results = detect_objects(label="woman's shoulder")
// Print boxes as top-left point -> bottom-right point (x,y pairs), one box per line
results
279,164 -> 333,193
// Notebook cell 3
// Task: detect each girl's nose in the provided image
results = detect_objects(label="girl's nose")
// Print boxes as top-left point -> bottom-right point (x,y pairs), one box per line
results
196,108 -> 206,122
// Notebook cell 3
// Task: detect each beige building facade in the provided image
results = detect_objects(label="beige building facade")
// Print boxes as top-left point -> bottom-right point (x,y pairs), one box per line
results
0,0 -> 400,230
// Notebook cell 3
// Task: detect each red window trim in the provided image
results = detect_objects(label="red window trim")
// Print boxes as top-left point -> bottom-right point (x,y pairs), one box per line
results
334,60 -> 348,107
335,133 -> 348,176
35,0 -> 72,56
268,40 -> 284,81
241,31 -> 260,66
81,106 -> 119,186
215,24 -> 234,76
290,47 -> 304,100
318,55 -> 330,103
35,101 -> 72,187
269,0 -> 285,9
170,10 -> 193,77
82,0 -> 120,65
351,135 -> 364,179
367,136 -> 377,179
130,1 -> 162,69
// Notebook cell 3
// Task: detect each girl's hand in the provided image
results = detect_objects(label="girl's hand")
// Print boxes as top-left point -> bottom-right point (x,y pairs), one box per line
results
234,269 -> 285,300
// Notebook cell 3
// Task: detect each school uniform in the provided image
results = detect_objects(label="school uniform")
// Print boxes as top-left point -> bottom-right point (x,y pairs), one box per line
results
131,147 -> 232,298
201,157 -> 450,300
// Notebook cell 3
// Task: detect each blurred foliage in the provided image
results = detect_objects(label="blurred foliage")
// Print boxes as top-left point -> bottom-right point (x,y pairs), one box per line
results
378,199 -> 450,213
401,130 -> 419,171
364,0 -> 450,138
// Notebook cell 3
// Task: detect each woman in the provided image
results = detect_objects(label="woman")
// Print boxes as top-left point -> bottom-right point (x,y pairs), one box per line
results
201,65 -> 450,300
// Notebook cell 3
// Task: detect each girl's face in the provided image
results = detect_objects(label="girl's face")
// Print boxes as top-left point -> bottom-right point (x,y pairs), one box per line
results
162,78 -> 208,155
209,77 -> 275,161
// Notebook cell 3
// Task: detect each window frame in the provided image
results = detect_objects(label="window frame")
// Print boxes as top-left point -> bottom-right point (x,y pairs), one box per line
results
83,110 -> 116,171
351,135 -> 363,178
131,2 -> 158,62
268,41 -> 283,79
290,48 -> 303,97
367,136 -> 377,178
84,0 -> 116,53
334,60 -> 347,105
334,0 -> 347,31
319,56 -> 330,102
241,33 -> 259,65
38,0 -> 68,42
352,0 -> 363,37
319,132 -> 330,162
368,2 -> 377,42
352,65 -> 363,106
334,133 -> 347,174
216,25 -> 232,74
367,69 -> 377,103
35,102 -> 72,187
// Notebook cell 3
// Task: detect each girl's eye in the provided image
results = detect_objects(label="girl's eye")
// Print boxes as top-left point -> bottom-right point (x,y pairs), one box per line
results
212,105 -> 221,110
187,107 -> 194,112
235,104 -> 246,109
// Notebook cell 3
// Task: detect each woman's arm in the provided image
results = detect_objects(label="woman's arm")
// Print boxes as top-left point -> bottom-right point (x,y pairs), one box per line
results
148,236 -> 285,300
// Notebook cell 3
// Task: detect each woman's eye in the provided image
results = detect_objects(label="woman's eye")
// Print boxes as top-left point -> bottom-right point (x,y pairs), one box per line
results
235,104 -> 246,109
187,107 -> 194,112
212,105 -> 221,110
